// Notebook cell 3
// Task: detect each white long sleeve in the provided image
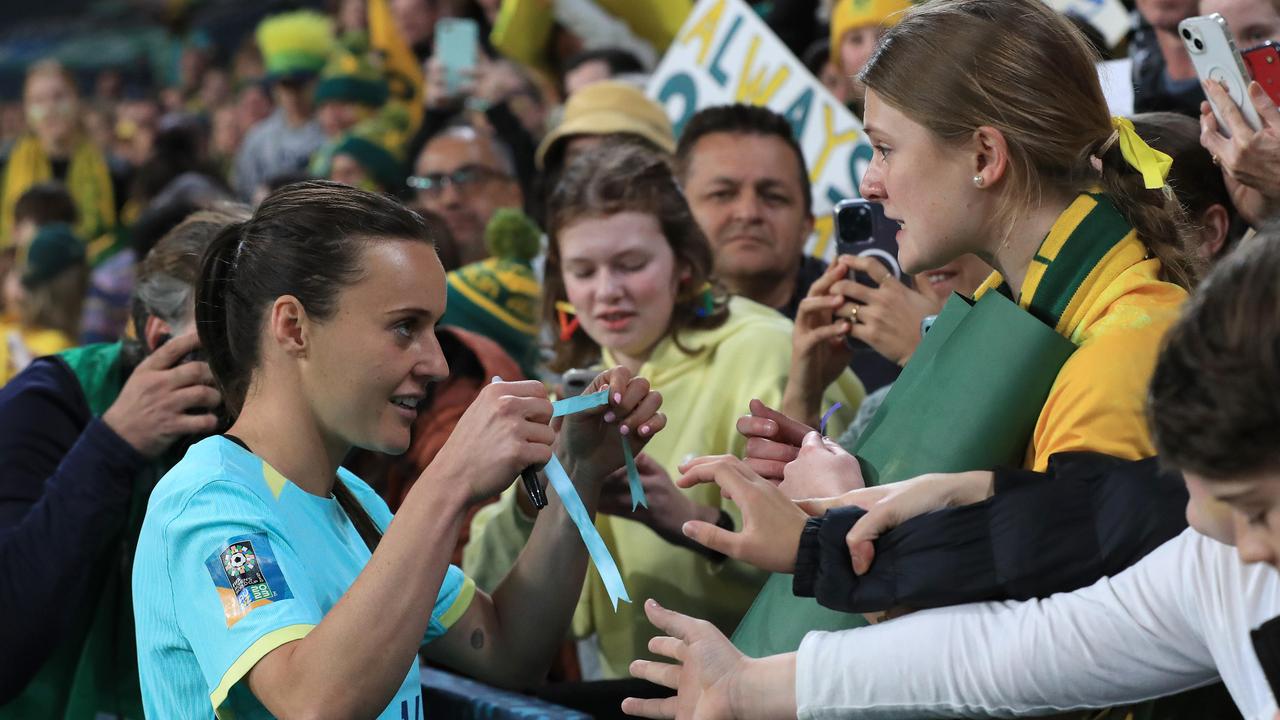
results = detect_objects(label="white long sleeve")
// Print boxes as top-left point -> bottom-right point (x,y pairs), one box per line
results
796,528 -> 1280,719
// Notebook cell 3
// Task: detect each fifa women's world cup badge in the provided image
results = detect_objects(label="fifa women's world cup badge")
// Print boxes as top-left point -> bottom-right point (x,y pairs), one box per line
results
204,533 -> 294,627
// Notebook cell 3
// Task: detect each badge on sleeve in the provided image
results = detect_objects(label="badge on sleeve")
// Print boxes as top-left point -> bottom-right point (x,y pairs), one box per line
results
204,533 -> 293,627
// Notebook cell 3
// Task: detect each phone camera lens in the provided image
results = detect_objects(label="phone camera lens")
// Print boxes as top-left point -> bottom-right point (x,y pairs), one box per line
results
1181,28 -> 1192,39
1194,38 -> 1204,51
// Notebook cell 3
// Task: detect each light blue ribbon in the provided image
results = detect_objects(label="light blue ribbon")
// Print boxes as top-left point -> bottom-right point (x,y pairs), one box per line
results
622,434 -> 645,510
545,387 -> 645,609
552,388 -> 609,417
543,454 -> 631,609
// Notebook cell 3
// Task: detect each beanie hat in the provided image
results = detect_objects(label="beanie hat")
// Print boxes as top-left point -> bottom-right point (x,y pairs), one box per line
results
318,105 -> 409,192
22,223 -> 85,289
257,10 -> 336,82
441,209 -> 543,375
315,50 -> 389,107
535,81 -> 675,169
830,0 -> 913,67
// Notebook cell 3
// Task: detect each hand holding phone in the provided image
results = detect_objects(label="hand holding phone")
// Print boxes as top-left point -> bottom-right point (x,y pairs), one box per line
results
435,18 -> 478,96
1180,14 -> 1263,136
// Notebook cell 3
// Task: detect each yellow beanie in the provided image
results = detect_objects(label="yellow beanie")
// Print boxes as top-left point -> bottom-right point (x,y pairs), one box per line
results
830,0 -> 913,65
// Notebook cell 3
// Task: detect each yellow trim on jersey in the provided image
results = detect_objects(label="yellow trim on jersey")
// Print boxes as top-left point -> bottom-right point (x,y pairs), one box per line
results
210,623 -> 315,718
438,576 -> 477,630
261,463 -> 289,500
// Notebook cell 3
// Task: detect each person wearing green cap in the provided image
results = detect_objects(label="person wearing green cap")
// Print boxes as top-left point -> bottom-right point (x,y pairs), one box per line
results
314,50 -> 390,140
0,223 -> 87,385
232,10 -> 334,201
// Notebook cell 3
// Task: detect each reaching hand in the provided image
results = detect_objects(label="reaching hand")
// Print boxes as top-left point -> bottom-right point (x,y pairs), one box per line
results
103,331 -> 221,458
676,455 -> 807,573
622,600 -> 746,720
777,431 -> 865,500
786,261 -> 855,419
598,453 -> 718,546
796,470 -> 994,575
735,399 -> 812,482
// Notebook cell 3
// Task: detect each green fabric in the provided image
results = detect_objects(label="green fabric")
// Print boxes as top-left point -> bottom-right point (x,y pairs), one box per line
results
729,199 -> 1135,657
22,223 -> 84,288
315,75 -> 388,108
331,134 -> 404,191
0,342 -> 155,720
731,292 -> 1076,656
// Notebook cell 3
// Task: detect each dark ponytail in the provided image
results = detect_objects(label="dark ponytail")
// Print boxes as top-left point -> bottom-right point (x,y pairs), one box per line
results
196,220 -> 249,416
195,180 -> 436,552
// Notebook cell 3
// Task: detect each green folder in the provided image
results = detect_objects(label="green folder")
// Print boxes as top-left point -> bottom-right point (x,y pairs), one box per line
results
732,290 -> 1077,657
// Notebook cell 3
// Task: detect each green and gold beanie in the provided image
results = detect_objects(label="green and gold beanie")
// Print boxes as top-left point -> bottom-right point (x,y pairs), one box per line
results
256,10 -> 335,82
442,209 -> 543,376
317,105 -> 409,192
315,50 -> 389,107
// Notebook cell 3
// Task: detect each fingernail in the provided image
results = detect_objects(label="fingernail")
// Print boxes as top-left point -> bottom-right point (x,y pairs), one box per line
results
613,392 -> 622,404
620,424 -> 631,436
640,425 -> 651,436
604,411 -> 616,423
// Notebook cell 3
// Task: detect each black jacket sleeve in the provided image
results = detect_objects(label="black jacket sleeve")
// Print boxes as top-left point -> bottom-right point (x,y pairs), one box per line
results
792,452 -> 1189,614
0,357 -> 147,700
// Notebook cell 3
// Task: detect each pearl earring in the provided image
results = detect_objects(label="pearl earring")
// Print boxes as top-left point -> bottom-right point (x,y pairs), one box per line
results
973,175 -> 985,187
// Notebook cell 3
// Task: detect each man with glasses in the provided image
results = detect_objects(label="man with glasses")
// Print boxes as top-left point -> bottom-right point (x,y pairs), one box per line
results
409,125 -> 524,268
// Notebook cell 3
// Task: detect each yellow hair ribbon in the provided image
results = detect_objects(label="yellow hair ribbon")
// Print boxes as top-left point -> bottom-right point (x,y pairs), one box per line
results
554,300 -> 577,315
1111,116 -> 1173,190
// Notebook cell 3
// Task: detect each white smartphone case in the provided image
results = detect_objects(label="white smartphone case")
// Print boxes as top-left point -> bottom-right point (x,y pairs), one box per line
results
1179,13 -> 1263,137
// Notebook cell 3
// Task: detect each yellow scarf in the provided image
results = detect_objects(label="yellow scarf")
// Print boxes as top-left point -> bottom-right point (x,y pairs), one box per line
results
974,192 -> 1147,343
1,133 -> 115,250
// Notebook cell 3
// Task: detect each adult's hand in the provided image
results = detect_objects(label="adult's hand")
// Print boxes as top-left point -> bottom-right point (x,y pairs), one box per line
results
777,431 -> 865,500
734,399 -> 812,482
102,331 -> 220,458
556,366 -> 666,483
598,453 -> 718,547
796,470 -> 995,575
676,455 -> 808,573
430,378 -> 554,503
828,255 -> 940,366
1201,80 -> 1280,227
623,600 -> 746,720
782,261 -> 854,426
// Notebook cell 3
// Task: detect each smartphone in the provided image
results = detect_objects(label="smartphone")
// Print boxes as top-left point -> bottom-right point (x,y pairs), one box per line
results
435,18 -> 478,95
1244,42 -> 1280,106
561,368 -> 596,399
1179,14 -> 1263,136
833,199 -> 910,350
833,199 -> 910,288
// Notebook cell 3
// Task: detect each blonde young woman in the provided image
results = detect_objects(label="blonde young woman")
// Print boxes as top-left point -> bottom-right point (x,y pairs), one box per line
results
618,0 -> 1207,715
1,61 -> 115,249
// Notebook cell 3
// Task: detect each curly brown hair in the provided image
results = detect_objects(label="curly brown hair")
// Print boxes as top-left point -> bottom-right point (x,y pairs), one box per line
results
543,141 -> 729,372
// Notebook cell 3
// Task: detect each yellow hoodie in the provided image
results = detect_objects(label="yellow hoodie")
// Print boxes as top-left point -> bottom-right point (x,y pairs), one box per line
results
464,296 -> 865,677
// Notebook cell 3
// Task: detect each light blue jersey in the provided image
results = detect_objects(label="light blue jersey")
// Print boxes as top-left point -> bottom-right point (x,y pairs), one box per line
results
133,435 -> 475,719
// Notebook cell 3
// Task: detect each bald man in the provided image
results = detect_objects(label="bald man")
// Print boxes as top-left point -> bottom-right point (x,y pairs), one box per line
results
410,126 -> 525,267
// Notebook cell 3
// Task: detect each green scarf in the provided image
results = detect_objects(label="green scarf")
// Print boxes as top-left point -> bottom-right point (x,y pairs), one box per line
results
0,343 -> 159,720
732,193 -> 1139,656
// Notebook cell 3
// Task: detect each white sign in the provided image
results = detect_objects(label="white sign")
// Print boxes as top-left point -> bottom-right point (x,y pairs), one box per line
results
1048,0 -> 1131,48
646,0 -> 872,259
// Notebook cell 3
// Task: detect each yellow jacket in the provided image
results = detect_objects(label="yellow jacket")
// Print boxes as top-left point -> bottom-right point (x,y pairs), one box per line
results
464,296 -> 864,677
